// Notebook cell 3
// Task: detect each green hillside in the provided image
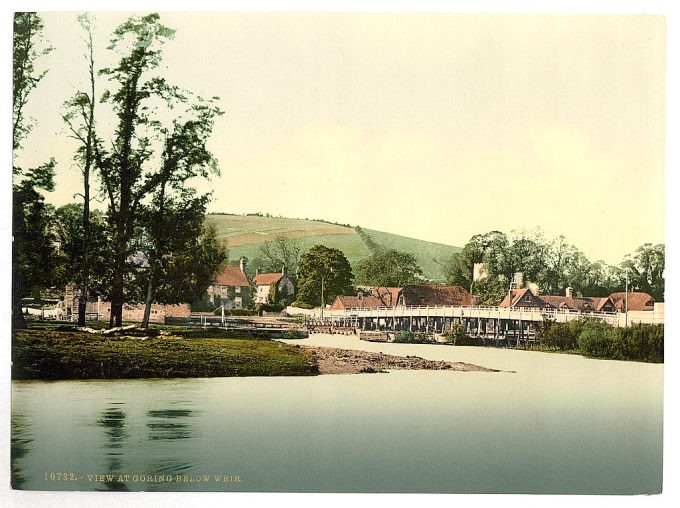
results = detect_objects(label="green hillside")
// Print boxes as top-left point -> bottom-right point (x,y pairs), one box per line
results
205,214 -> 460,282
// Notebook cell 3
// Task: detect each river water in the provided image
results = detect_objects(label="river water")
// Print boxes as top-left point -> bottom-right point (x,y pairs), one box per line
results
11,334 -> 663,493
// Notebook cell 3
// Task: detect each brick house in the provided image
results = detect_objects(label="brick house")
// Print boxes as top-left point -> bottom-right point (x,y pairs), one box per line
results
253,267 -> 295,305
207,259 -> 252,309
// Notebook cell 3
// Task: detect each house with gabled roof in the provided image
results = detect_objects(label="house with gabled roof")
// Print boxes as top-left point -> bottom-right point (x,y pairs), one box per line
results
499,287 -> 617,313
253,266 -> 295,305
207,258 -> 252,309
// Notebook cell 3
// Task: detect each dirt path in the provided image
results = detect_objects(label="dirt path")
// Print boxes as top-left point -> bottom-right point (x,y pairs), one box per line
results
302,346 -> 498,374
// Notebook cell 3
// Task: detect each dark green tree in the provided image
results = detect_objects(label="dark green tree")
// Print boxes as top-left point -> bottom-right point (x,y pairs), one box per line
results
136,100 -> 223,328
95,14 -> 221,327
355,249 -> 423,287
12,12 -> 57,329
53,204 -> 112,297
620,243 -> 665,301
294,245 -> 354,308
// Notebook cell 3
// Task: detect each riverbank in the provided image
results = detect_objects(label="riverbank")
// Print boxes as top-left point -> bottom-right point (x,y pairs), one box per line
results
11,328 -> 493,380
304,346 -> 496,374
11,328 -> 318,379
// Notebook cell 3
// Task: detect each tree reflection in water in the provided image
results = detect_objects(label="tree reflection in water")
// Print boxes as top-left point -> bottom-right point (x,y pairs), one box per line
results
96,404 -> 129,491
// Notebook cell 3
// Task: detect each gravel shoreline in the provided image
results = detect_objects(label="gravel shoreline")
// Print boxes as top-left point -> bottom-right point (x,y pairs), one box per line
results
302,345 -> 498,374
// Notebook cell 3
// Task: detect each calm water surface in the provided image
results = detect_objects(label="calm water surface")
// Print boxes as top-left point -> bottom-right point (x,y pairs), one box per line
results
11,334 -> 663,493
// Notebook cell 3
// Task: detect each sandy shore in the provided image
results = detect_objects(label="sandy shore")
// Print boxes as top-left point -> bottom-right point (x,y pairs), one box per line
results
302,345 -> 498,374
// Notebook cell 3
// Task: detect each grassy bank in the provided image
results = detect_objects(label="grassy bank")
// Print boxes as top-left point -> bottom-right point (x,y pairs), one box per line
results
520,320 -> 664,363
12,328 -> 318,380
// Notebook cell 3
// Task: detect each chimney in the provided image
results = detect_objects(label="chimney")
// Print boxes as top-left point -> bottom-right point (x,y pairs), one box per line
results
256,267 -> 260,276
565,287 -> 573,298
239,257 -> 246,274
282,265 -> 287,277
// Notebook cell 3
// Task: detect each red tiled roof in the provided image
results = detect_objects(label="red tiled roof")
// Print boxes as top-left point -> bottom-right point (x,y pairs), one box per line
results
498,288 -> 533,308
399,285 -> 476,307
330,295 -> 385,311
608,292 -> 656,312
253,273 -> 284,286
366,287 -> 401,306
213,265 -> 250,287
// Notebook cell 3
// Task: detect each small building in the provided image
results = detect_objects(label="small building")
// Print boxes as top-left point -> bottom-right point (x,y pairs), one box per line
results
253,267 -> 295,305
207,259 -> 251,309
608,292 -> 656,312
397,284 -> 476,307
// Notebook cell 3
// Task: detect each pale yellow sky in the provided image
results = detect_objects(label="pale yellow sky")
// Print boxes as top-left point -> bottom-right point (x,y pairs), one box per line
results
16,12 -> 665,264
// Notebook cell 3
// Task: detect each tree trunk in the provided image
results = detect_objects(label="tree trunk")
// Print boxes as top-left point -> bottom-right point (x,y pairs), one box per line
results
141,262 -> 156,329
77,36 -> 95,327
109,243 -> 126,328
11,277 -> 26,330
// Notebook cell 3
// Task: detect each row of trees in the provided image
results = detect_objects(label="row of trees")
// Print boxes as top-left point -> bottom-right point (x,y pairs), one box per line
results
446,230 -> 665,305
13,13 -> 226,329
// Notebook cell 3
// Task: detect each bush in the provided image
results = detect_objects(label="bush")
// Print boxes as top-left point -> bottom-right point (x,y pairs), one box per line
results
442,324 -> 476,346
291,301 -> 314,310
577,320 -> 613,358
393,330 -> 435,344
283,328 -> 305,339
537,319 -> 588,351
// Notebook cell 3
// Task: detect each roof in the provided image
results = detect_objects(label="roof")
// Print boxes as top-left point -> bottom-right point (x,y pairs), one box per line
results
253,272 -> 284,286
213,265 -> 250,287
498,288 -> 534,308
330,295 -> 386,310
608,292 -> 656,312
365,287 -> 401,306
539,295 -> 596,312
399,285 -> 476,307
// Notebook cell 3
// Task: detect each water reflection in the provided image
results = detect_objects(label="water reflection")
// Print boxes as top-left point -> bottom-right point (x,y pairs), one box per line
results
10,413 -> 33,489
96,406 -> 129,491
146,409 -> 196,441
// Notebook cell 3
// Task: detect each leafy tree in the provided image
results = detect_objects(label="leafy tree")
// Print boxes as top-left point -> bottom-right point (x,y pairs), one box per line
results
13,12 -> 53,150
620,243 -> 665,301
62,13 -> 98,325
145,225 -> 227,320
355,249 -> 423,287
12,12 -> 57,329
136,99 -> 223,327
294,245 -> 354,307
53,204 -> 111,296
95,14 -> 221,327
470,277 -> 507,306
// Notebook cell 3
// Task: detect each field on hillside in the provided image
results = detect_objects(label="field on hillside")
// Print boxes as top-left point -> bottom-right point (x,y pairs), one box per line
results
205,214 -> 460,282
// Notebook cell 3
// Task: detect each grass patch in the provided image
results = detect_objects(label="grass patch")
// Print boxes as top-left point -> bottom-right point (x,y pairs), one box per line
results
12,328 -> 318,380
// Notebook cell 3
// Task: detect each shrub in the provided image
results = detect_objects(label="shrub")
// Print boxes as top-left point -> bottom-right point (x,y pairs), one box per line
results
393,330 -> 435,344
538,319 -> 588,351
442,324 -> 476,346
283,328 -> 305,339
577,320 -> 615,358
